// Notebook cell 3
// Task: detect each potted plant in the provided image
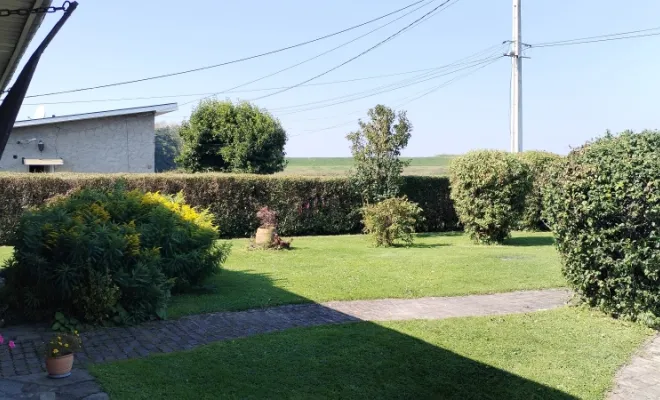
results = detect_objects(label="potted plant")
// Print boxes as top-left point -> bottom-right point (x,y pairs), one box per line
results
45,332 -> 82,379
255,206 -> 278,246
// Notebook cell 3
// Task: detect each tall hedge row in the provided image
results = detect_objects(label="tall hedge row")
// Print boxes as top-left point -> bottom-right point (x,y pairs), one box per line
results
0,174 -> 459,244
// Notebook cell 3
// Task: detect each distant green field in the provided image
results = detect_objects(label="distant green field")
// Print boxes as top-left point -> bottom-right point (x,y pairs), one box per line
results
281,155 -> 456,176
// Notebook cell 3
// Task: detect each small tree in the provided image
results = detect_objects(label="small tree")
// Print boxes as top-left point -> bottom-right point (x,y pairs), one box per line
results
155,123 -> 182,172
347,105 -> 412,204
177,99 -> 287,174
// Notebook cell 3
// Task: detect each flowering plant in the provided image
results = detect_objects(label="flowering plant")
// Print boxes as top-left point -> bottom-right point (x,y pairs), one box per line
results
0,334 -> 16,350
45,332 -> 82,358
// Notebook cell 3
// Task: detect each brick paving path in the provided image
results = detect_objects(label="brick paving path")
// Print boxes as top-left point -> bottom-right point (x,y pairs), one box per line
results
0,289 -> 571,379
0,289 -> 571,399
608,334 -> 660,400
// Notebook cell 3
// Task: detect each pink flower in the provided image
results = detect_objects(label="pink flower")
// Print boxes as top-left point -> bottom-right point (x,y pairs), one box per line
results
0,335 -> 4,345
8,341 -> 15,349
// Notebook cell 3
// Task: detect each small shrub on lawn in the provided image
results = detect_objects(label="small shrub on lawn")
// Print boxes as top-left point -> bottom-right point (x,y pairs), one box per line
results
516,151 -> 563,231
362,197 -> 423,247
544,130 -> 660,327
449,150 -> 530,244
2,185 -> 229,324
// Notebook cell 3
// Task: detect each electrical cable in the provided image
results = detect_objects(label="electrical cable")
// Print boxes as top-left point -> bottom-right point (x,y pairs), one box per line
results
244,0 -> 462,104
529,26 -> 660,48
13,0 -> 429,98
289,56 -> 502,137
175,0 -> 440,107
277,55 -> 502,116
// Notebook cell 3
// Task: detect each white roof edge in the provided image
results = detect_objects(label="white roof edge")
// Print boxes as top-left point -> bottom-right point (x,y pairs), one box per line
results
13,103 -> 178,128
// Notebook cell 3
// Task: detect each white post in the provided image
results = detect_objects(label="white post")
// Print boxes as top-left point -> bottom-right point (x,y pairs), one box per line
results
511,0 -> 523,153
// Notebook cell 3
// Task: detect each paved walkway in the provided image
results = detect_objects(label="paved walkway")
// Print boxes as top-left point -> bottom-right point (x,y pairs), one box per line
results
0,289 -> 571,399
609,334 -> 660,400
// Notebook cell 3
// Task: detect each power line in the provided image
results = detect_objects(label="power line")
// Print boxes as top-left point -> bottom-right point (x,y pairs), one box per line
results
277,55 -> 503,116
290,56 -> 502,138
529,26 -> 660,48
246,0 -> 461,103
176,0 -> 439,107
18,65 -> 475,106
270,44 -> 506,113
12,0 -> 429,98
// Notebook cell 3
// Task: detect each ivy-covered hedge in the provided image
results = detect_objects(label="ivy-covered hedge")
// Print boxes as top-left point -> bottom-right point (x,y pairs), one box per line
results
544,130 -> 660,327
0,174 -> 459,244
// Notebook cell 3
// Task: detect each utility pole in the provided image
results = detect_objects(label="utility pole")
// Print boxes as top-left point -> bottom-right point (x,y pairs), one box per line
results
509,0 -> 523,153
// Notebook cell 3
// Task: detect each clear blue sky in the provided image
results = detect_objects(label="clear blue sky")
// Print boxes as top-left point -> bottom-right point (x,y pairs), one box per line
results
9,0 -> 660,157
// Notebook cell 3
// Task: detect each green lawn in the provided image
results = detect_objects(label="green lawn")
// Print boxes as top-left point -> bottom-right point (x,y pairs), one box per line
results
280,155 -> 456,176
0,233 -> 564,319
91,307 -> 652,400
0,246 -> 10,264
168,232 -> 564,318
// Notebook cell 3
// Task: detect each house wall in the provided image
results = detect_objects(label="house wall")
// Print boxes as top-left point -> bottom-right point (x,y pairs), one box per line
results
0,112 -> 155,173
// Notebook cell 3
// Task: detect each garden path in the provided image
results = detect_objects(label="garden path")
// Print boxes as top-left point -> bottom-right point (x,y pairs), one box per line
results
1,288 -> 571,399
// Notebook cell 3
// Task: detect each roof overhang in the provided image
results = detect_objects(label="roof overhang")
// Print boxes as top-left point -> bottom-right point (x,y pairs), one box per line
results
0,0 -> 53,93
13,103 -> 179,128
23,157 -> 63,165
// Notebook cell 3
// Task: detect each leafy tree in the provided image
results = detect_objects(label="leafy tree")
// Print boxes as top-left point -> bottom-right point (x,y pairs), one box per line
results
347,105 -> 412,203
177,100 -> 287,174
155,123 -> 182,172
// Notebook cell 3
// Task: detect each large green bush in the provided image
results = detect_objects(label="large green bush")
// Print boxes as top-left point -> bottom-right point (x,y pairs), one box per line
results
2,186 -> 229,324
0,174 -> 459,244
362,197 -> 423,247
449,150 -> 530,244
516,151 -> 563,231
543,130 -> 660,327
177,100 -> 287,174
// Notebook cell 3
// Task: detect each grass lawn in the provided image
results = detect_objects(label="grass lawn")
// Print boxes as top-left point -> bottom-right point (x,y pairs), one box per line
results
168,232 -> 564,318
91,307 -> 652,400
0,246 -> 10,264
281,155 -> 455,176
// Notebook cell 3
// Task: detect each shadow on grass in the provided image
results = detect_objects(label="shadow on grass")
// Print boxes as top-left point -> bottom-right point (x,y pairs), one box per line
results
401,242 -> 449,249
99,269 -> 578,400
505,235 -> 555,247
416,231 -> 464,238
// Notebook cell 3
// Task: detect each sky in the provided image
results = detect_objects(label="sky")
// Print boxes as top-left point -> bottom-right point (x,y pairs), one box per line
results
6,0 -> 660,157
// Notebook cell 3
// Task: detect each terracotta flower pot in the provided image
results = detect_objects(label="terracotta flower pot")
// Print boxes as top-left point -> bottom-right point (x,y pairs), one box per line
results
45,353 -> 74,378
255,227 -> 275,246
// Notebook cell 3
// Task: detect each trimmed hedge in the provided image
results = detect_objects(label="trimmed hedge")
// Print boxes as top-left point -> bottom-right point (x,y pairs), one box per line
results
516,151 -> 563,231
544,130 -> 660,327
0,174 -> 459,244
449,150 -> 531,244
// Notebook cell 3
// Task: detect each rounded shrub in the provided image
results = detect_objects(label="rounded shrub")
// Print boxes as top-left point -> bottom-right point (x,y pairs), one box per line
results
516,151 -> 563,231
361,196 -> 424,247
544,130 -> 660,327
2,185 -> 229,324
449,150 -> 530,244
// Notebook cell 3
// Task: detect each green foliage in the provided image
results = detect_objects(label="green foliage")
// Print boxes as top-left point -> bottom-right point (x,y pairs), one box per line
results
2,185 -> 229,325
177,100 -> 287,174
362,197 -> 423,247
155,123 -> 182,172
347,105 -> 412,203
0,174 -> 458,244
543,130 -> 660,327
450,150 -> 531,244
516,151 -> 563,231
52,312 -> 83,334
